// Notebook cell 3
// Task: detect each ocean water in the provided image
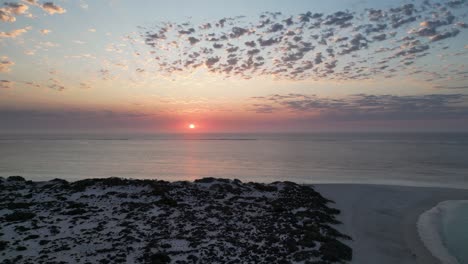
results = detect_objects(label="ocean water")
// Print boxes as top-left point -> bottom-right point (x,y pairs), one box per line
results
418,200 -> 468,264
0,132 -> 467,188
443,201 -> 468,264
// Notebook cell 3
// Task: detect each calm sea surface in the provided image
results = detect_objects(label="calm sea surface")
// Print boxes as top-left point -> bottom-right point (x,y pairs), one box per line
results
443,201 -> 468,264
1,133 -> 467,188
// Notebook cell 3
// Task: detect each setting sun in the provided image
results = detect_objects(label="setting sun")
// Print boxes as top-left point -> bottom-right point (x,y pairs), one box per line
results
189,124 -> 196,129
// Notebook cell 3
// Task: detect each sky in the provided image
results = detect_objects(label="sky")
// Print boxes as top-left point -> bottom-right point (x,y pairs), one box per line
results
1,0 -> 468,133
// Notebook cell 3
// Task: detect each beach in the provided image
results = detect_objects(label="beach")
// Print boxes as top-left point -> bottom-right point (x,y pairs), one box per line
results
316,184 -> 468,264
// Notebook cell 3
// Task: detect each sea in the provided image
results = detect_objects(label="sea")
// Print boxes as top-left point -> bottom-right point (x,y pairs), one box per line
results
418,200 -> 468,264
1,132 -> 468,261
0,132 -> 467,188
443,201 -> 468,264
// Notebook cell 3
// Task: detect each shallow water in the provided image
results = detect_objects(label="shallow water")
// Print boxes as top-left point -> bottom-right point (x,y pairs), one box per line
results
0,132 -> 467,188
443,201 -> 468,264
418,200 -> 468,264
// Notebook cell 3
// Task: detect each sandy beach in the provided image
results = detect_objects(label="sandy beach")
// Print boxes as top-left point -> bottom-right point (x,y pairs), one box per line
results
315,184 -> 468,264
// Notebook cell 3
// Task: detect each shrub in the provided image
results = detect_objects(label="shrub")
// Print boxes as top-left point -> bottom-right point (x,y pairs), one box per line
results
24,234 -> 40,240
194,177 -> 216,183
16,246 -> 27,251
149,253 -> 171,264
7,176 -> 25,182
4,211 -> 36,222
157,197 -> 177,207
319,239 -> 352,262
7,202 -> 33,210
39,240 -> 50,245
0,240 -> 8,251
251,183 -> 278,192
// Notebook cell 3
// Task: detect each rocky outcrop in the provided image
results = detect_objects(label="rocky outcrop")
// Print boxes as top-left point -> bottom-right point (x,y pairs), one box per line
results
0,176 -> 352,263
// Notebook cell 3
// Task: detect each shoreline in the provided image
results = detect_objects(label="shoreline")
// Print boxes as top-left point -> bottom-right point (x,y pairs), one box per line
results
315,184 -> 468,264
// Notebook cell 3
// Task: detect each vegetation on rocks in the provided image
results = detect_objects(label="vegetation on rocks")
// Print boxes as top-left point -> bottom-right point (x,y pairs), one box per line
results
0,176 -> 352,263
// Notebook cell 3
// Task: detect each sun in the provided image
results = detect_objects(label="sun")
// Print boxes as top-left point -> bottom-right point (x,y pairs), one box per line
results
189,123 -> 196,129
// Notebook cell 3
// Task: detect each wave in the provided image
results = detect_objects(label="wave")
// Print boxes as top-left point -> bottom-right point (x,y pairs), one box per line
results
417,200 -> 468,264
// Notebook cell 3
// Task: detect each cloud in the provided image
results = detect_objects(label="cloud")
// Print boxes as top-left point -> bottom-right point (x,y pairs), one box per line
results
99,69 -> 113,80
429,29 -> 460,42
251,104 -> 276,113
65,54 -> 96,60
1,1 -> 67,22
0,108 -> 170,131
88,28 -> 96,33
0,9 -> 16,22
251,93 -> 468,120
187,37 -> 200,45
41,2 -> 66,15
434,85 -> 468,90
48,78 -> 65,91
24,81 -> 41,88
0,80 -> 13,89
79,82 -> 92,89
23,0 -> 38,6
0,57 -> 14,72
138,0 -> 468,81
38,41 -> 59,47
79,0 -> 88,10
0,26 -> 31,38
4,2 -> 29,15
40,29 -> 51,35
230,27 -> 249,38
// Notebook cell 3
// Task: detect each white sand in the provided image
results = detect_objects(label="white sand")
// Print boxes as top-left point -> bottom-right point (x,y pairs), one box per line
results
314,184 -> 468,264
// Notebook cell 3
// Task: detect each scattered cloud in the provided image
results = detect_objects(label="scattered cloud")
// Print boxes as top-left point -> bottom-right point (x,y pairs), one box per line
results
0,9 -> 16,22
138,1 -> 468,81
24,49 -> 35,55
0,26 -> 31,38
41,2 -> 66,15
24,81 -> 41,88
0,109 -> 165,131
434,85 -> 468,90
65,54 -> 96,60
79,82 -> 91,89
79,0 -> 88,10
0,56 -> 14,72
0,80 -> 13,89
48,77 -> 65,91
23,0 -> 39,6
4,2 -> 29,15
251,93 -> 468,120
38,41 -> 59,47
73,40 -> 86,44
99,69 -> 113,80
251,104 -> 276,113
40,29 -> 51,35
